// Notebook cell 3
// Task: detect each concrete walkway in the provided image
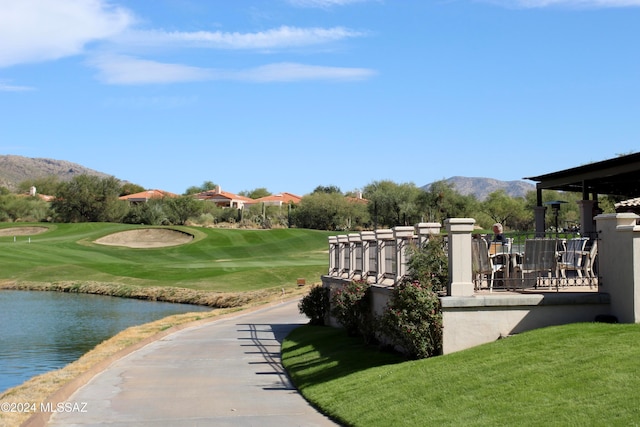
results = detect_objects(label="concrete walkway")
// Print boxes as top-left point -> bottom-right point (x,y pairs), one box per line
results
46,299 -> 338,426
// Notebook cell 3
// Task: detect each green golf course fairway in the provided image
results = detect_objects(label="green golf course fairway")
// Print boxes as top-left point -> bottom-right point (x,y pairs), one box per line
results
0,223 -> 332,294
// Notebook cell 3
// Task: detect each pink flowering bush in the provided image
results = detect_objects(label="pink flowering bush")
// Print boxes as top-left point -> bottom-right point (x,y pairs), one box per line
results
381,280 -> 443,359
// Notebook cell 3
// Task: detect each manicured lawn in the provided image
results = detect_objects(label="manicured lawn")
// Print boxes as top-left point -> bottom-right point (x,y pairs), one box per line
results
283,323 -> 640,426
0,223 -> 331,292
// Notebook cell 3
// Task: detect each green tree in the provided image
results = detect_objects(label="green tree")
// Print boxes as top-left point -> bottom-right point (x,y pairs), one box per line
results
239,188 -> 271,199
313,185 -> 342,194
164,196 -> 203,225
17,176 -> 62,196
481,190 -> 528,231
184,181 -> 217,195
422,180 -> 477,223
363,180 -> 426,227
120,182 -> 146,196
0,194 -> 50,222
52,175 -> 127,222
292,192 -> 366,230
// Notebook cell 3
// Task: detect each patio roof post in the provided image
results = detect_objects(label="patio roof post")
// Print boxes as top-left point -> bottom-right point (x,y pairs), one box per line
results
445,218 -> 475,297
534,206 -> 546,237
577,200 -> 597,236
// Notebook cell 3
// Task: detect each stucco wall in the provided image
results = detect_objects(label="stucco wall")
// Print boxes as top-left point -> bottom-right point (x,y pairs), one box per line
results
440,293 -> 610,353
322,275 -> 610,354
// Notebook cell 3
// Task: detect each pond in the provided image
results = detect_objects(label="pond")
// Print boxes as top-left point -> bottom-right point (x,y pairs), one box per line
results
0,290 -> 212,394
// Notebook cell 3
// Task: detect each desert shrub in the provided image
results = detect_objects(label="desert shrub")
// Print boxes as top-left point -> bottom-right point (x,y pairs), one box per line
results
196,213 -> 215,226
330,280 -> 373,338
298,285 -> 330,326
380,280 -> 443,359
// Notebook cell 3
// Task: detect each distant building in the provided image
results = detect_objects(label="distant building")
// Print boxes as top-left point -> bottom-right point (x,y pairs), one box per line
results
25,186 -> 54,202
248,192 -> 302,207
119,189 -> 178,203
193,186 -> 253,209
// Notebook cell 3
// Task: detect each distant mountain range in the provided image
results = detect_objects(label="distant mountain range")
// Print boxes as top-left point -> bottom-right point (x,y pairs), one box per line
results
0,155 -> 535,200
0,155 -> 111,191
421,176 -> 535,201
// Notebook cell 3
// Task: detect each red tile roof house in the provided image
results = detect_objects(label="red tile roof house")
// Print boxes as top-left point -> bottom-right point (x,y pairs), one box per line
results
119,189 -> 178,203
192,186 -> 254,209
249,192 -> 302,207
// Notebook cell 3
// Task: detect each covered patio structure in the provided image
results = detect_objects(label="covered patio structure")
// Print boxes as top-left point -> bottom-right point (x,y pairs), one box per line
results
524,152 -> 640,235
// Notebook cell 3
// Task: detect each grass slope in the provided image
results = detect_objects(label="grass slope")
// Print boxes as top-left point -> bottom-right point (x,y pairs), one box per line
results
283,323 -> 640,426
0,223 -> 331,292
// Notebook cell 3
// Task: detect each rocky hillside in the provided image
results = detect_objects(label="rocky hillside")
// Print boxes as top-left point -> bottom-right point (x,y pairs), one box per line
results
422,176 -> 535,201
0,155 -> 112,191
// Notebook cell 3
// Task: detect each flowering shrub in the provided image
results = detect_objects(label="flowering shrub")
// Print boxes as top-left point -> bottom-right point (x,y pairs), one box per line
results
330,280 -> 372,338
406,235 -> 448,293
381,280 -> 443,359
298,285 -> 330,326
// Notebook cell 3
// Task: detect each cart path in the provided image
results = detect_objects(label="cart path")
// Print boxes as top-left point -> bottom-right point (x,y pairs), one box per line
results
47,299 -> 338,426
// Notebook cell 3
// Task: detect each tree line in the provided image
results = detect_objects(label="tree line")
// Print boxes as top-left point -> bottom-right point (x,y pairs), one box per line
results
0,175 -> 618,232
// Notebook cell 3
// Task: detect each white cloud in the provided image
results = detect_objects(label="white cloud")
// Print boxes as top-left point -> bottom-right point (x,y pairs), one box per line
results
485,0 -> 640,7
0,0 -> 134,68
0,81 -> 34,92
288,0 -> 371,7
1,1 -> 372,86
118,26 -> 365,50
89,55 -> 375,84
89,55 -> 213,85
235,62 -> 376,82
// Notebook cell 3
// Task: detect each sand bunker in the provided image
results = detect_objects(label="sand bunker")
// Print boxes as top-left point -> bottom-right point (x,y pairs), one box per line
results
0,226 -> 49,236
95,228 -> 194,248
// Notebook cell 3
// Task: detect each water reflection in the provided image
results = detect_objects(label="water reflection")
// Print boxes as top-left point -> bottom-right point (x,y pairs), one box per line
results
0,290 -> 211,393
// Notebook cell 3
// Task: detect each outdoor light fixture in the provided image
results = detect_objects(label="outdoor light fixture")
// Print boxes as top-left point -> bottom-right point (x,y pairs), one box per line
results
545,200 -> 568,234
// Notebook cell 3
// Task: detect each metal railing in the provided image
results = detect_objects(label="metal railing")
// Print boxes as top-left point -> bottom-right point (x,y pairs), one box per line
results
473,231 -> 600,291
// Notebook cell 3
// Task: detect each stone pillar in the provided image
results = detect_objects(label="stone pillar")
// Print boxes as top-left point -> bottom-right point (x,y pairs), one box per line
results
348,233 -> 362,279
393,226 -> 416,283
328,236 -> 338,275
595,213 -> 640,323
375,229 -> 394,285
416,222 -> 442,246
337,235 -> 350,278
360,231 -> 377,283
534,206 -> 546,237
577,200 -> 597,236
445,218 -> 476,297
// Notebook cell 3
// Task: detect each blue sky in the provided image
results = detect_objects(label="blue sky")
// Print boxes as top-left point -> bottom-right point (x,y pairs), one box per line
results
1,0 -> 639,196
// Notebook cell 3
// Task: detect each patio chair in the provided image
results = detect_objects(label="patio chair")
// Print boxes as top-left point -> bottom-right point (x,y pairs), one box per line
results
556,237 -> 589,284
582,240 -> 598,288
513,238 -> 558,289
472,238 -> 495,291
488,240 -> 512,288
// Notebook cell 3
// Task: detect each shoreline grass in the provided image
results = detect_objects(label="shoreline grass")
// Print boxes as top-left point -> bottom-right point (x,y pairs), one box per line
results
283,323 -> 640,426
